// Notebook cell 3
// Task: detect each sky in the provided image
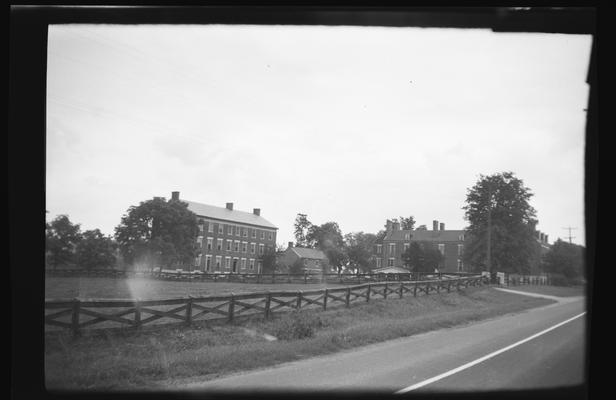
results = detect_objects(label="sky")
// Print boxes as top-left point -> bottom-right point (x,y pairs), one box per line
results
46,24 -> 591,247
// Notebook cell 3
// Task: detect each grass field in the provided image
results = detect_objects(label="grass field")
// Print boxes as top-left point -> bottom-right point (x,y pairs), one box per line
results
44,286 -> 557,391
45,276 -> 356,300
502,284 -> 586,297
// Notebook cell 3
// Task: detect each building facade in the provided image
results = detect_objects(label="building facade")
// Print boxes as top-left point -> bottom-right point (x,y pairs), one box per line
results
172,192 -> 278,274
373,219 -> 466,273
277,242 -> 330,274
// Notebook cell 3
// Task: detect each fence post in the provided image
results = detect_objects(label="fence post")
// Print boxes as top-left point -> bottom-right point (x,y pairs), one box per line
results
384,282 -> 388,299
436,280 -> 441,293
399,282 -> 404,298
186,296 -> 193,326
304,272 -> 308,284
413,282 -> 418,297
297,291 -> 302,309
265,292 -> 271,319
71,298 -> 81,337
447,281 -> 451,293
367,284 -> 371,302
228,293 -> 235,323
346,287 -> 351,307
323,289 -> 328,310
426,281 -> 431,295
339,272 -> 343,284
134,299 -> 142,329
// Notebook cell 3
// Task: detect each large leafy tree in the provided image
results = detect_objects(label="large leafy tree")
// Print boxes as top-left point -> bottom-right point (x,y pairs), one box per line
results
259,246 -> 279,274
462,172 -> 538,274
114,197 -> 199,270
401,242 -> 443,273
46,215 -> 82,269
399,216 -> 416,231
344,232 -> 377,272
75,229 -> 117,270
293,213 -> 314,247
542,239 -> 585,281
307,221 -> 347,273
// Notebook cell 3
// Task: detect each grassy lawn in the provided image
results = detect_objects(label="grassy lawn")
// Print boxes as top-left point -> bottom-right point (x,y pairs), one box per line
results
45,286 -> 555,391
45,276 -> 356,300
502,284 -> 586,297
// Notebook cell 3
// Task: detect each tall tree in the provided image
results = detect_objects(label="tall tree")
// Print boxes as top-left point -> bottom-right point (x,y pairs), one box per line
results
259,246 -> 279,274
401,242 -> 443,273
114,196 -> 199,270
462,172 -> 538,274
344,232 -> 377,272
307,221 -> 347,272
416,225 -> 428,231
293,213 -> 314,247
542,239 -> 585,282
399,216 -> 416,231
46,215 -> 82,269
75,229 -> 117,270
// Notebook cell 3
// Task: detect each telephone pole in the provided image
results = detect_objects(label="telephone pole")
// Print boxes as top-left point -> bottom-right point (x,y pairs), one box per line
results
562,227 -> 577,244
486,183 -> 492,277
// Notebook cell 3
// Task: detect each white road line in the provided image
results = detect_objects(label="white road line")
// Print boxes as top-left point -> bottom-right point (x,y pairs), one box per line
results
394,311 -> 586,394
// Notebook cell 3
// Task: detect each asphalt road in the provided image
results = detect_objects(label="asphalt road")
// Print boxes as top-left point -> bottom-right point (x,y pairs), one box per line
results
178,291 -> 586,394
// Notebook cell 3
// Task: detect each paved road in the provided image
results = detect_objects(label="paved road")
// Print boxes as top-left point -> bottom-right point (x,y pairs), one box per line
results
177,292 -> 586,393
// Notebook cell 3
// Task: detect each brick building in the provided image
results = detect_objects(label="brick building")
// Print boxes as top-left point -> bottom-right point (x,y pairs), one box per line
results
171,192 -> 278,273
373,219 -> 466,273
277,242 -> 330,274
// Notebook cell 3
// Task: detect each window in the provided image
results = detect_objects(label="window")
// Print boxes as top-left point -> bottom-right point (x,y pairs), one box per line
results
228,225 -> 233,235
249,258 -> 255,271
268,232 -> 273,240
242,242 -> 247,253
226,240 -> 232,251
198,222 -> 204,233
215,256 -> 222,271
196,236 -> 203,248
218,224 -> 223,234
234,240 -> 240,252
258,244 -> 264,255
217,238 -> 223,251
458,244 -> 464,256
459,234 -> 465,241
376,244 -> 382,254
388,258 -> 395,267
303,259 -> 308,266
457,259 -> 463,271
257,261 -> 263,273
438,244 -> 445,255
207,237 -> 213,251
389,243 -> 396,254
260,231 -> 265,240
225,257 -> 231,271
208,222 -> 214,233
243,228 -> 248,237
251,229 -> 256,238
376,258 -> 382,268
194,254 -> 202,267
235,226 -> 241,236
404,233 -> 410,240
404,243 -> 410,252
251,243 -> 256,254
241,258 -> 246,271
205,255 -> 212,271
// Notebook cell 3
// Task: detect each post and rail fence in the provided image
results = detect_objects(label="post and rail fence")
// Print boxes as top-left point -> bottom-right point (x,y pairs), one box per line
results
45,274 -> 484,336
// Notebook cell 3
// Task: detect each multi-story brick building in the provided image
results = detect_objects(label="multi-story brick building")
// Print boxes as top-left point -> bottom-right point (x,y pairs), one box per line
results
171,192 -> 278,273
373,219 -> 466,273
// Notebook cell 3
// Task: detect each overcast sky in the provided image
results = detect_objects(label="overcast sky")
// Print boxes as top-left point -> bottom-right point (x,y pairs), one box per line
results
46,24 -> 591,247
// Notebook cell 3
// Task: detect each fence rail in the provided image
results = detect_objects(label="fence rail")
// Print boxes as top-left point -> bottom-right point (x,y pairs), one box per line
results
45,275 -> 484,336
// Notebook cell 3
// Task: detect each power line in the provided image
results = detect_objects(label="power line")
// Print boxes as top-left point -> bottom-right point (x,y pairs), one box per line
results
562,227 -> 577,244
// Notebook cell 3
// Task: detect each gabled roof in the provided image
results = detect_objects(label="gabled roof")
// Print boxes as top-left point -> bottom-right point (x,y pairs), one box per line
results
289,247 -> 328,260
373,266 -> 410,274
183,200 -> 277,229
386,229 -> 465,242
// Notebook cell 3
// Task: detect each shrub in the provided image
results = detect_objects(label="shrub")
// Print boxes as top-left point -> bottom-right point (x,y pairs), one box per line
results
272,311 -> 322,340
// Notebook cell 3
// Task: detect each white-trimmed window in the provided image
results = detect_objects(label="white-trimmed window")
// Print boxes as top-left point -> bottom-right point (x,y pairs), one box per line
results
258,244 -> 264,255
194,254 -> 202,267
241,258 -> 247,271
198,221 -> 204,233
389,243 -> 396,254
457,259 -> 463,271
260,231 -> 265,240
215,256 -> 222,271
388,258 -> 395,267
251,243 -> 256,254
217,238 -> 223,251
251,229 -> 256,238
376,244 -> 382,254
404,233 -> 410,240
228,225 -> 233,235
242,241 -> 248,253
196,236 -> 203,248
438,244 -> 445,255
376,258 -> 382,268
234,240 -> 240,252
243,228 -> 248,237
225,257 -> 231,271
218,224 -> 223,234
249,258 -> 255,271
226,240 -> 232,251
404,243 -> 410,252
459,234 -> 465,241
458,244 -> 464,256
208,222 -> 214,233
235,226 -> 241,236
268,232 -> 273,240
205,255 -> 212,271
207,237 -> 213,251
257,261 -> 263,273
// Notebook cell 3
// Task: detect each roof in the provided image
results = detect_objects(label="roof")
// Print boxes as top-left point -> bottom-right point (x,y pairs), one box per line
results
373,266 -> 410,274
386,229 -> 465,242
289,247 -> 328,260
182,200 -> 277,229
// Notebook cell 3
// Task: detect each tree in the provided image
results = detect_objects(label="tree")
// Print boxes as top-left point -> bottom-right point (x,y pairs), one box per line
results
289,258 -> 305,274
46,215 -> 82,269
401,242 -> 443,273
416,225 -> 428,231
462,172 -> 538,274
399,216 -> 416,231
75,229 -> 117,270
307,221 -> 347,273
542,239 -> 585,283
344,232 -> 377,272
293,213 -> 314,247
114,196 -> 199,271
260,246 -> 279,274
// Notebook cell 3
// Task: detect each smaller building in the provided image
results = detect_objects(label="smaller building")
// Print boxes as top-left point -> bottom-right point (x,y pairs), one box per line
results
277,242 -> 330,274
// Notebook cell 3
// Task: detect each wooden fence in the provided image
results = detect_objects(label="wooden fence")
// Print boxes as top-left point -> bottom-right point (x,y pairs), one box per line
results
502,274 -> 551,286
45,275 -> 484,336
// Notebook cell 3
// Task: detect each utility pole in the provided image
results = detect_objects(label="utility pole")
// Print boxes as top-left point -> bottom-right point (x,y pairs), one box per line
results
486,183 -> 492,278
562,227 -> 577,244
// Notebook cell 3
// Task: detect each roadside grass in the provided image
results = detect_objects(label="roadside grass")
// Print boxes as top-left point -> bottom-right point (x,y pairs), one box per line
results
45,286 -> 555,391
499,285 -> 586,298
45,276 -> 357,300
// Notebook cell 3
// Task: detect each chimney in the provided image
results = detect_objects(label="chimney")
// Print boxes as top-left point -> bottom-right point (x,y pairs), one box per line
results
386,219 -> 393,233
393,221 -> 400,231
433,220 -> 439,231
440,222 -> 445,231
540,233 -> 544,242
225,202 -> 233,211
288,241 -> 293,248
544,234 -> 548,244
253,208 -> 261,216
171,191 -> 180,201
